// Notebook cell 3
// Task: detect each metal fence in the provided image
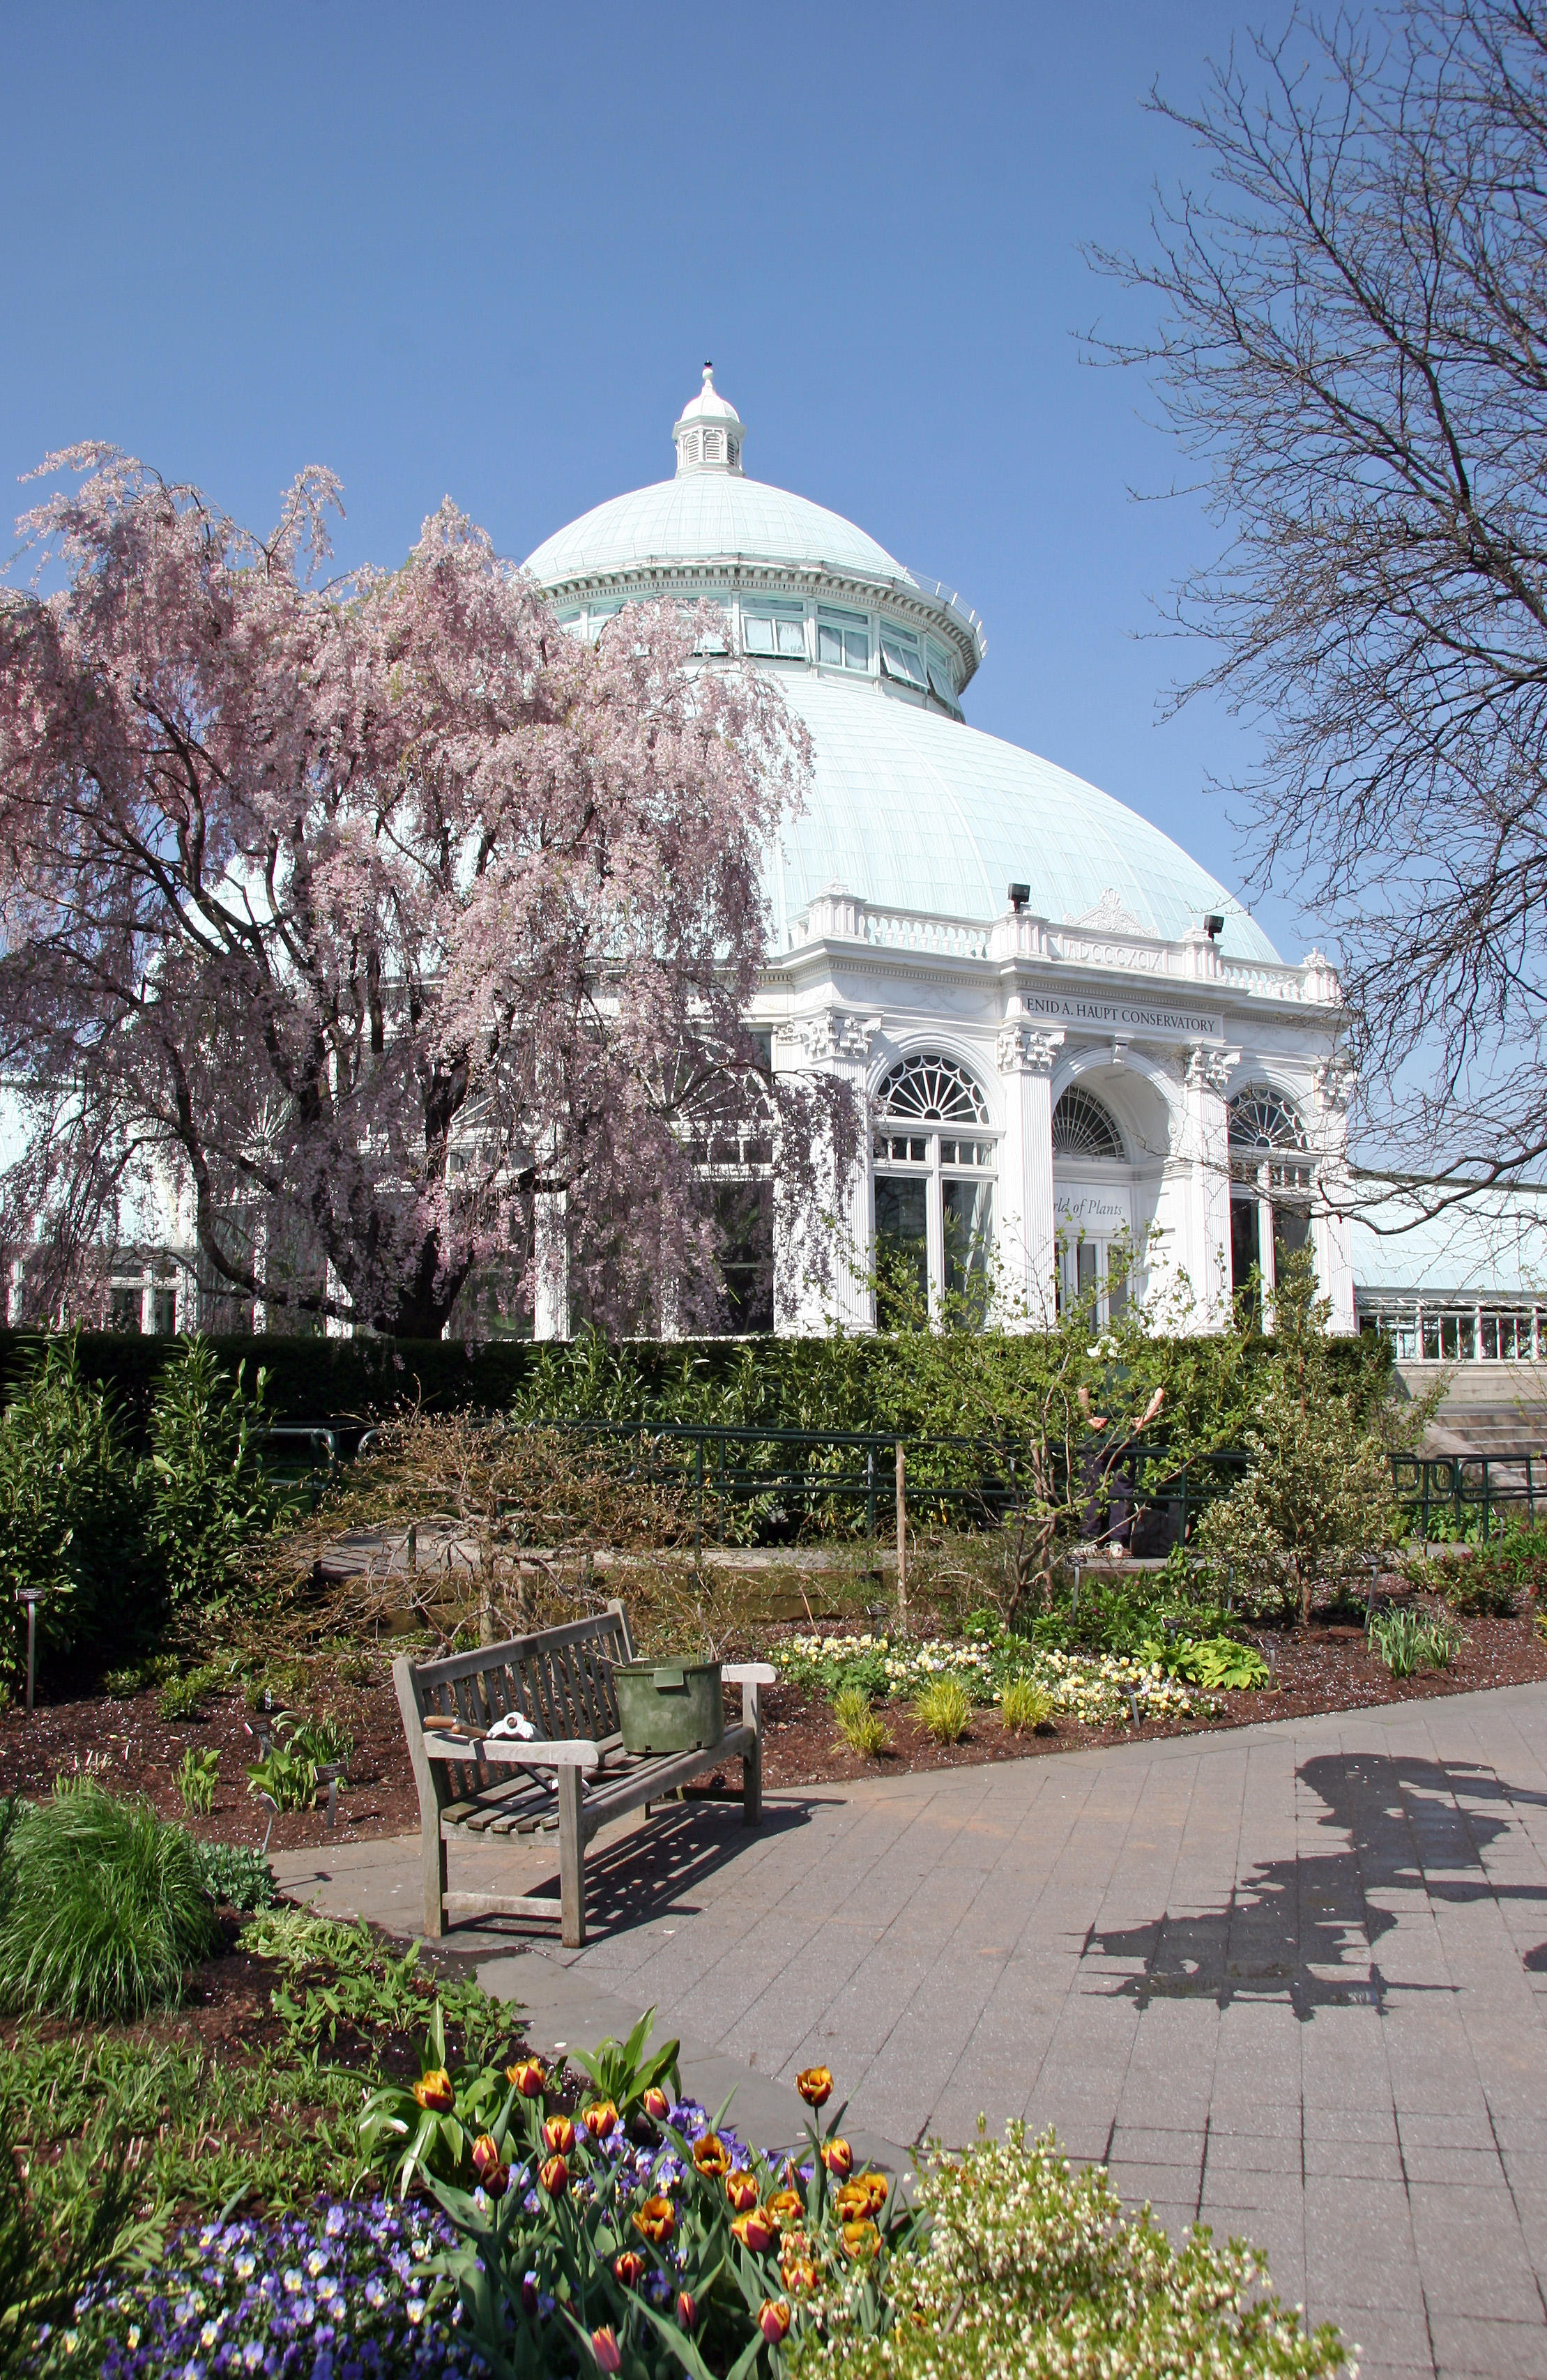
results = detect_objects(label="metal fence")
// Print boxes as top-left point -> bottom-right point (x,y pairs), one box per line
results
260,1415 -> 1547,1548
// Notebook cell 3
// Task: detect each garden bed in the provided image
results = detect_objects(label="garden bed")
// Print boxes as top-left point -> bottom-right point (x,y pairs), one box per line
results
4,1599 -> 1544,1845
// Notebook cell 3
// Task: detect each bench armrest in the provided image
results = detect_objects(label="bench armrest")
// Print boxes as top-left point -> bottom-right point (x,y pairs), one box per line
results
423,1736 -> 600,1771
722,1663 -> 776,1686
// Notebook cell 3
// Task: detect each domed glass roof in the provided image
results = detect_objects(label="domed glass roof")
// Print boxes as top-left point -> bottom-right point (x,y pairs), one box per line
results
524,471 -> 907,588
521,367 -> 1280,966
768,676 -> 1279,961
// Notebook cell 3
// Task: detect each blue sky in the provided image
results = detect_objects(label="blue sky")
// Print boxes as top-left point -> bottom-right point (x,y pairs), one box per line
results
1,0 -> 1312,959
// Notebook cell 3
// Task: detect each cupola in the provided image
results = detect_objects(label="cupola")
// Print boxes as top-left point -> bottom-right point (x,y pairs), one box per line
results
672,363 -> 744,475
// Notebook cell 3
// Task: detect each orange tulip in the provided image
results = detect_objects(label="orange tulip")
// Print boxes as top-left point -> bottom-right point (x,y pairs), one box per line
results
732,2207 -> 777,2253
591,2326 -> 623,2374
758,2299 -> 792,2343
841,2218 -> 881,2261
676,2290 -> 697,2330
724,2169 -> 759,2213
471,2133 -> 502,2181
633,2195 -> 676,2245
821,2136 -> 853,2179
642,2086 -> 671,2121
413,2068 -> 454,2113
538,2153 -> 568,2196
837,2171 -> 889,2218
506,2057 -> 546,2098
795,2066 -> 832,2108
782,2252 -> 818,2293
613,2250 -> 646,2288
583,2098 -> 619,2139
692,2133 -> 731,2178
542,2115 -> 576,2156
766,2188 -> 805,2225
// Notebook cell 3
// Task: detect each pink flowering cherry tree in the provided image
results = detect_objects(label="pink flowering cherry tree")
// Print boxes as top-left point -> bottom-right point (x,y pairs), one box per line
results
0,450 -> 851,1336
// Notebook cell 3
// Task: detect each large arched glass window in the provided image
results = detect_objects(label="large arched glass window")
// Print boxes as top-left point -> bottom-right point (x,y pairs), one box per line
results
1051,1084 -> 1129,1322
872,1053 -> 996,1318
1228,1086 -> 1312,1302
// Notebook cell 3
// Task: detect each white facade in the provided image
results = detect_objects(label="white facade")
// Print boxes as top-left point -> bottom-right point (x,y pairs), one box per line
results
523,368 -> 1357,1339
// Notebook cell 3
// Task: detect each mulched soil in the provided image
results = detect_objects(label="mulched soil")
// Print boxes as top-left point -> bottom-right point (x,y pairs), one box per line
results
3,1604 -> 1544,1844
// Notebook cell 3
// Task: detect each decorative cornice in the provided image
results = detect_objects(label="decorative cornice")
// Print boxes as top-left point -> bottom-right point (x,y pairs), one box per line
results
1313,1054 -> 1356,1113
776,1007 -> 881,1066
997,1019 -> 1065,1076
1184,1042 -> 1240,1095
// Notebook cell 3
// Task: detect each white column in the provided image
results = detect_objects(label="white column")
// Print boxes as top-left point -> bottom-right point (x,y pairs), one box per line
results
1182,1044 -> 1237,1329
533,1191 -> 570,1341
1313,1057 -> 1357,1333
993,1012 -> 1063,1329
773,1009 -> 877,1334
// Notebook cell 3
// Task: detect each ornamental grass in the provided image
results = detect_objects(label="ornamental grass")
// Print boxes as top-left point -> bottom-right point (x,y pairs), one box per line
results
832,1685 -> 890,1757
998,1675 -> 1054,1734
0,1782 -> 219,2024
914,1676 -> 972,1744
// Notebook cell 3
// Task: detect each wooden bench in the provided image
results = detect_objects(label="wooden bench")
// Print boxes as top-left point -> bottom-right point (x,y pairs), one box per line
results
393,1601 -> 774,1948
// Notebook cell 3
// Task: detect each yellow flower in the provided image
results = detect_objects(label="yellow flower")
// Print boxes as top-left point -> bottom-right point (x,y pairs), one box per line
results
633,2195 -> 676,2245
413,2068 -> 454,2113
841,2218 -> 881,2260
692,2132 -> 731,2178
795,2066 -> 833,2108
505,2057 -> 546,2098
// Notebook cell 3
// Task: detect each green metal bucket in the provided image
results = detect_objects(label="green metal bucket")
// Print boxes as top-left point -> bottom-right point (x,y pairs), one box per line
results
613,1659 -> 724,1757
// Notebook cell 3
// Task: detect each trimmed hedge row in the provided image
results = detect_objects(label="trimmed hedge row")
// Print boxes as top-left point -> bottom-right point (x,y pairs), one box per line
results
0,1325 -> 1389,1445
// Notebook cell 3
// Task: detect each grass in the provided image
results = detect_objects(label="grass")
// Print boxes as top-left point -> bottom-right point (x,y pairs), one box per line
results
175,1746 -> 218,1815
999,1675 -> 1054,1734
0,1784 -> 220,2024
915,1675 -> 973,1744
832,1684 -> 890,1758
1369,1606 -> 1462,1677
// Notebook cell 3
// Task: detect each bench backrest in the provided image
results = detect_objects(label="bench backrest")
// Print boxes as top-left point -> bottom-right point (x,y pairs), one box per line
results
399,1601 -> 635,1806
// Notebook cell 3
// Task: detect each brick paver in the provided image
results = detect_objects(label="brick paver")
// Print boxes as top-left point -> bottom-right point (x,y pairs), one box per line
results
277,1680 -> 1547,2379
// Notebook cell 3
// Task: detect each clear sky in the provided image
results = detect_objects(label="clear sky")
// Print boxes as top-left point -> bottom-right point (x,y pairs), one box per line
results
1,0 -> 1312,961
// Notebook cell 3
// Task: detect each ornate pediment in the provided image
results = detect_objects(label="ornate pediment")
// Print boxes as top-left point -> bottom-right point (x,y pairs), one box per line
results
1064,887 -> 1146,936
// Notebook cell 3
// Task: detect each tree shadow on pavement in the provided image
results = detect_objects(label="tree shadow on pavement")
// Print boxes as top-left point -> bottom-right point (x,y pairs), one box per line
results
1081,1753 -> 1547,2020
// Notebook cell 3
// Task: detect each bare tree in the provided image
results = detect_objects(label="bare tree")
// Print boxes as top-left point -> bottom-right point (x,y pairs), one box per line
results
1093,3 -> 1547,1209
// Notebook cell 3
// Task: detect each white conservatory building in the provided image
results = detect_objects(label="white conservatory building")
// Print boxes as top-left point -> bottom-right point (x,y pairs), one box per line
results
521,367 -> 1356,1341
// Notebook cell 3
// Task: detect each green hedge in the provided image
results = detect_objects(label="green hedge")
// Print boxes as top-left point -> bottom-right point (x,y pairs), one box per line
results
0,1325 -> 1389,1446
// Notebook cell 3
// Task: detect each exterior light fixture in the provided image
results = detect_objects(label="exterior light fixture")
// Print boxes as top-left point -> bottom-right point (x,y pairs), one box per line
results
1007,883 -> 1030,913
1204,913 -> 1225,939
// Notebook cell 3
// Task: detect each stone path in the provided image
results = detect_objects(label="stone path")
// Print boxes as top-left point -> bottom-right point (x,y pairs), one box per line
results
276,1681 -> 1547,2380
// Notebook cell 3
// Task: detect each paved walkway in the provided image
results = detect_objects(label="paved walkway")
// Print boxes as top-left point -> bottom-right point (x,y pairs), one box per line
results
276,1682 -> 1547,2380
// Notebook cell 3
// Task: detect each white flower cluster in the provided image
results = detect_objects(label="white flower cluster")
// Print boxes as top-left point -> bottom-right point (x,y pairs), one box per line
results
795,2120 -> 1348,2380
782,1632 -> 888,1662
882,1640 -> 996,1695
1027,1647 -> 1210,1727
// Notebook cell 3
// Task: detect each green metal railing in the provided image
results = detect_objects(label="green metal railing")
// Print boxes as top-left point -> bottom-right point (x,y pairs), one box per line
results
261,1415 -> 1547,1548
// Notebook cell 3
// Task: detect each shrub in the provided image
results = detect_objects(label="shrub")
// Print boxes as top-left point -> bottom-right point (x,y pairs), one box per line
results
158,1672 -> 208,1722
192,1842 -> 277,1911
915,1675 -> 972,1742
999,1675 -> 1053,1732
793,2121 -> 1347,2380
146,1338 -> 289,1608
0,1784 -> 219,2022
0,1337 -> 147,1684
832,1684 -> 890,1757
174,1746 -> 218,1817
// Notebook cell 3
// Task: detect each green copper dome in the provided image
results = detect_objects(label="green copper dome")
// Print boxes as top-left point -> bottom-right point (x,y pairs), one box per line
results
521,367 -> 1280,965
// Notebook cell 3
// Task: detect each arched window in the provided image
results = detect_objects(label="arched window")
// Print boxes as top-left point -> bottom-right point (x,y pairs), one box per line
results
1051,1084 -> 1129,1322
1052,1085 -> 1125,1161
1227,1086 -> 1313,1304
872,1053 -> 995,1319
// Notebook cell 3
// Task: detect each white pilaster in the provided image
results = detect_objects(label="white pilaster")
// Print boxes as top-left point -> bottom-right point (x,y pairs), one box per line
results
1313,1055 -> 1357,1332
773,1008 -> 878,1334
1182,1043 -> 1238,1328
994,1010 -> 1063,1328
533,1191 -> 570,1340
